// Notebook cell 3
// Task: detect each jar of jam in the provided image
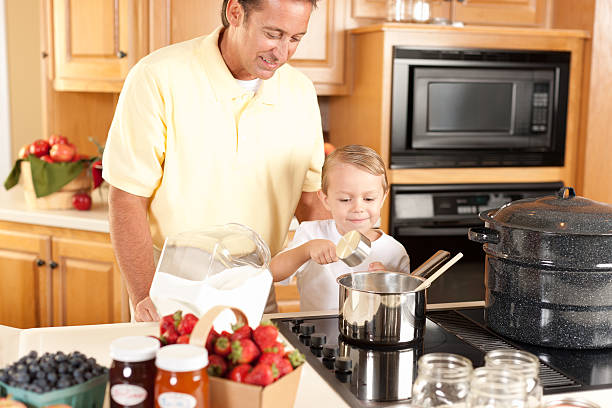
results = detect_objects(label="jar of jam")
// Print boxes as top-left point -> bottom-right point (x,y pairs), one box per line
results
154,344 -> 209,408
109,336 -> 161,408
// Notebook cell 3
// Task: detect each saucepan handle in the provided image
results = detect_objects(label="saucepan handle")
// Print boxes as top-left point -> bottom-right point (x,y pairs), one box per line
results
468,227 -> 500,244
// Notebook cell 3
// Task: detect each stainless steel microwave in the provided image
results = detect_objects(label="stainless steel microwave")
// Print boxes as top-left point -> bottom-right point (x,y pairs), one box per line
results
390,48 -> 570,168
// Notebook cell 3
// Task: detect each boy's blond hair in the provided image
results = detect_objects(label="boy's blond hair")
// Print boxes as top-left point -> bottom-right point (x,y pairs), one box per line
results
321,144 -> 388,194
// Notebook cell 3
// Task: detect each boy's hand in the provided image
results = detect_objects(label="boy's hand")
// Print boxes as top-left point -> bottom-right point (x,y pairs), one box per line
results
308,239 -> 339,265
368,262 -> 386,271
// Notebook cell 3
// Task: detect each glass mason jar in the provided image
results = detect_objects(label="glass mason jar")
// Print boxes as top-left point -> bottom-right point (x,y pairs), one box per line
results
484,349 -> 543,408
412,352 -> 473,407
468,366 -> 528,408
387,0 -> 413,22
412,0 -> 432,23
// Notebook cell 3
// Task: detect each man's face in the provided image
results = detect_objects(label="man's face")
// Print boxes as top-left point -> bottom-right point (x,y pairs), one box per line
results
231,0 -> 312,80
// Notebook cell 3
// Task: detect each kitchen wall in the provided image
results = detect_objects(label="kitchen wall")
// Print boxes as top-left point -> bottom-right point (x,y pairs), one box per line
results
0,0 -> 11,179
4,0 -> 42,161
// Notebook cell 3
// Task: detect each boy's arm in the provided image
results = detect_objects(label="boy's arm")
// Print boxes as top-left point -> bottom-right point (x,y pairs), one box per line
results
270,243 -> 312,282
270,239 -> 339,282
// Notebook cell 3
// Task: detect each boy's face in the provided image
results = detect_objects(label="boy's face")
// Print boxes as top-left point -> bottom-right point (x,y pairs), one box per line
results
318,163 -> 387,236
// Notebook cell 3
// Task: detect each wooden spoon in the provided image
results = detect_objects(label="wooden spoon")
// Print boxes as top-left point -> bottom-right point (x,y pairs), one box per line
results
413,252 -> 463,292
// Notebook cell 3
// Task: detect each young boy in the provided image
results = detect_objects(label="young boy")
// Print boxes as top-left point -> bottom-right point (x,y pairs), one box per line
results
270,145 -> 410,311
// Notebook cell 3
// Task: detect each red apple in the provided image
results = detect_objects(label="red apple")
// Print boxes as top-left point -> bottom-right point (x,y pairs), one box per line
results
91,160 -> 103,189
324,142 -> 336,156
49,144 -> 75,162
72,193 -> 92,211
40,155 -> 54,163
18,144 -> 31,159
29,139 -> 50,157
48,134 -> 68,146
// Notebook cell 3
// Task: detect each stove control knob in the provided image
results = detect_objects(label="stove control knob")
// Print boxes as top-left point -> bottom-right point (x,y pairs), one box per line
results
335,356 -> 352,373
310,333 -> 326,348
322,344 -> 337,360
291,319 -> 304,333
300,323 -> 315,336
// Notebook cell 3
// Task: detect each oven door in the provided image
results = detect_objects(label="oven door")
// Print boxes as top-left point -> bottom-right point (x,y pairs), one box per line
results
393,222 -> 485,304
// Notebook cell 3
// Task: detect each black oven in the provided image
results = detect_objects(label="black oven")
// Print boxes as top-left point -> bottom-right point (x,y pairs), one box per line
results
390,48 -> 570,168
389,182 -> 563,304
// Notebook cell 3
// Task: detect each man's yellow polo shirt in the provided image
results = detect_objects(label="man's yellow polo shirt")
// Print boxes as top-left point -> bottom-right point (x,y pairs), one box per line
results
102,27 -> 324,256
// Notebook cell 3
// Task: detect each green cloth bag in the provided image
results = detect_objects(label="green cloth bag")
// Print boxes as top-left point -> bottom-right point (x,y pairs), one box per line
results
4,156 -> 97,198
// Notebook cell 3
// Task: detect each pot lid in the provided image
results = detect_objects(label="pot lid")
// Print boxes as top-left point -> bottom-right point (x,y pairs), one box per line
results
481,187 -> 612,235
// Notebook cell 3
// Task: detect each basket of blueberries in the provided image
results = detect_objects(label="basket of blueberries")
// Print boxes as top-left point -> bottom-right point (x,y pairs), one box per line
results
0,350 -> 108,408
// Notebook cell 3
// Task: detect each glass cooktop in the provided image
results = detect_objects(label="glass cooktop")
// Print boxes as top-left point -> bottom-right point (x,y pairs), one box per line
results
272,308 -> 612,408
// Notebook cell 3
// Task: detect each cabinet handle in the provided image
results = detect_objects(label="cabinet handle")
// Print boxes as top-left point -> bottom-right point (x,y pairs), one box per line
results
117,50 -> 127,59
49,261 -> 58,269
41,51 -> 48,59
36,259 -> 46,267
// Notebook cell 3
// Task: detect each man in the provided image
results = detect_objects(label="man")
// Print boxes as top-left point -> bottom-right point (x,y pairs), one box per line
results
102,0 -> 327,321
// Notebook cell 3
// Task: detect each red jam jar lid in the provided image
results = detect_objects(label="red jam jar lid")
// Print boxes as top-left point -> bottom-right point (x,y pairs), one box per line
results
110,336 -> 161,362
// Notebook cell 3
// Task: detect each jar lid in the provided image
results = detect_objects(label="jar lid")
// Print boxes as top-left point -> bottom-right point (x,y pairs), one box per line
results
110,336 -> 161,362
481,187 -> 612,235
155,345 -> 208,372
542,397 -> 601,408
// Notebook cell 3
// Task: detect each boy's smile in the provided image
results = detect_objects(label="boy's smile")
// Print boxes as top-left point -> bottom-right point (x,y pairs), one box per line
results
318,163 -> 387,237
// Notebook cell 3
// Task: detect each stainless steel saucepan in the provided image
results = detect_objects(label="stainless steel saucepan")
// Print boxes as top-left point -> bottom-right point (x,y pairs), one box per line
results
336,250 -> 451,347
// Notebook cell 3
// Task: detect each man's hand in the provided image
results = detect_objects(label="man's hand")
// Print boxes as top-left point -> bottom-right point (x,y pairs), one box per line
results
368,262 -> 386,271
308,239 -> 339,265
134,296 -> 160,322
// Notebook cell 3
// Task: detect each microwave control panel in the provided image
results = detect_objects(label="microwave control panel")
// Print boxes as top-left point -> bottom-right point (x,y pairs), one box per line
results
531,82 -> 550,133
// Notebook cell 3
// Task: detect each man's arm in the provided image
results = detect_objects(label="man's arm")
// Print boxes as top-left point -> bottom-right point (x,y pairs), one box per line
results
108,185 -> 159,322
294,191 -> 330,223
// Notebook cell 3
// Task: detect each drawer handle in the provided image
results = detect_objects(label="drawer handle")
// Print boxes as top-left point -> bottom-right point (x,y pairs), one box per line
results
36,259 -> 46,267
49,261 -> 58,269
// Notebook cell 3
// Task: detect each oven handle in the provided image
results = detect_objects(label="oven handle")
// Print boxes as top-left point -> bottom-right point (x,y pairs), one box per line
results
394,225 -> 475,237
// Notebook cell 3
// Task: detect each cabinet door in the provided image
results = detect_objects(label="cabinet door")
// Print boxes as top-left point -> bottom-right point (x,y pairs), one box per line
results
454,0 -> 549,26
0,229 -> 52,328
52,0 -> 147,92
51,236 -> 127,326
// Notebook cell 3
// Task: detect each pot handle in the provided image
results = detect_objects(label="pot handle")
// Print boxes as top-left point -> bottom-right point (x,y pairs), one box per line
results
468,227 -> 500,244
558,186 -> 576,199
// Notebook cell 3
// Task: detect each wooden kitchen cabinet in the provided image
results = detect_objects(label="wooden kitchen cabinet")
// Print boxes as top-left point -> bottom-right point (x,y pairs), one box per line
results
352,0 -> 549,27
0,221 -> 129,329
149,0 -> 348,94
49,0 -> 148,92
0,229 -> 51,329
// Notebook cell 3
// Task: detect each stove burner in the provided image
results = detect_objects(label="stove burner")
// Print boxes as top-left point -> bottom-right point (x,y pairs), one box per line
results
273,308 -> 611,408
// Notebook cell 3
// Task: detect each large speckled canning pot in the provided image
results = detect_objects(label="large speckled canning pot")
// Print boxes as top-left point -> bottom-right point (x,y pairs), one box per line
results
468,187 -> 612,349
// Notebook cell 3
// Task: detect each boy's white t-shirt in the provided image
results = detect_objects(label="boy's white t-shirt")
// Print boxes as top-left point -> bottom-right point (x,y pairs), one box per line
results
286,219 -> 411,312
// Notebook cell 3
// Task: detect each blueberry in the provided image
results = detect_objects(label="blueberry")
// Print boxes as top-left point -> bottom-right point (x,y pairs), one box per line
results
0,369 -> 8,383
13,371 -> 30,384
57,363 -> 69,374
54,352 -> 67,363
34,378 -> 47,389
28,363 -> 39,374
73,376 -> 85,384
28,351 -> 38,359
72,369 -> 84,379
46,372 -> 58,384
30,384 -> 43,393
15,363 -> 27,373
84,371 -> 94,380
35,370 -> 46,380
56,378 -> 71,389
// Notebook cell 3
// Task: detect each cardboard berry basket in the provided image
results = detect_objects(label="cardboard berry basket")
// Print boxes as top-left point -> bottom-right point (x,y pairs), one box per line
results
190,305 -> 303,408
20,161 -> 91,210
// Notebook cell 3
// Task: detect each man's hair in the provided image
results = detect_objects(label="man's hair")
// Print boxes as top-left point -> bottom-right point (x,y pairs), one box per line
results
221,0 -> 318,28
321,145 -> 389,194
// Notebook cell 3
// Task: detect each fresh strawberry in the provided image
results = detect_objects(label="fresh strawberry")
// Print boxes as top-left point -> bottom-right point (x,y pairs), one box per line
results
161,325 -> 179,345
244,363 -> 278,386
230,322 -> 253,341
285,350 -> 306,368
229,338 -> 260,364
176,334 -> 190,344
219,330 -> 232,339
227,364 -> 252,382
178,313 -> 199,336
253,321 -> 279,350
214,336 -> 231,357
259,352 -> 282,366
263,341 -> 285,355
160,314 -> 175,336
207,355 -> 228,377
277,358 -> 294,378
205,329 -> 219,354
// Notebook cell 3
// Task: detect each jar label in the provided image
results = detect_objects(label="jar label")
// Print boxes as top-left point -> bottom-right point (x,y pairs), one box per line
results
110,384 -> 147,406
158,392 -> 197,408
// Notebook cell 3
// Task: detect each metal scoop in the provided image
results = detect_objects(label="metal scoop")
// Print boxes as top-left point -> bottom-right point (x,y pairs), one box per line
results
336,230 -> 371,267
